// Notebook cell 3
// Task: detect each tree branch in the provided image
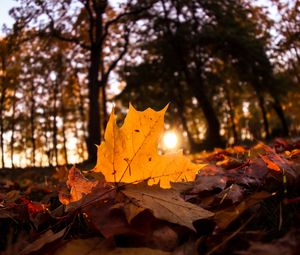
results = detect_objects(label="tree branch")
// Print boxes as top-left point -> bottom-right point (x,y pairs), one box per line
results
82,0 -> 95,44
100,27 -> 130,87
102,1 -> 156,41
44,4 -> 91,50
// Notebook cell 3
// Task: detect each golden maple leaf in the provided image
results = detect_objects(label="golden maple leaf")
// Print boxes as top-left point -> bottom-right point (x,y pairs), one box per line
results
93,104 -> 205,188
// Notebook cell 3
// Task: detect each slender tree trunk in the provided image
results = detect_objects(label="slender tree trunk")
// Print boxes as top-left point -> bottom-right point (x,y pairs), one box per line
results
0,54 -> 7,168
193,85 -> 224,149
224,86 -> 238,144
74,119 -> 84,162
61,102 -> 69,165
257,94 -> 270,139
10,87 -> 17,168
272,97 -> 289,136
101,85 -> 108,136
74,70 -> 87,141
265,77 -> 289,136
30,82 -> 36,166
53,81 -> 59,166
43,115 -> 52,166
73,69 -> 87,161
0,86 -> 6,168
100,44 -> 108,138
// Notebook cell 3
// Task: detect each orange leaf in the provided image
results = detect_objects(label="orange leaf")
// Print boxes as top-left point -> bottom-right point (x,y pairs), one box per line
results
93,104 -> 205,188
259,153 -> 281,172
59,167 -> 99,205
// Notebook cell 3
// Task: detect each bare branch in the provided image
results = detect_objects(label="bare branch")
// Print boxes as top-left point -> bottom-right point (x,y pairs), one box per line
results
82,0 -> 95,44
49,31 -> 91,50
43,3 -> 91,50
102,1 -> 156,41
101,27 -> 131,87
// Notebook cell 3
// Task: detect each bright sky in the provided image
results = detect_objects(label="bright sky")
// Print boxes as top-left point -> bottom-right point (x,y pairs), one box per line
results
0,0 -> 17,35
0,0 -> 281,36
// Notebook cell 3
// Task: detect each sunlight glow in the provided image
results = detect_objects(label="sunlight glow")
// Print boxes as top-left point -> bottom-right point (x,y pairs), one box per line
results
242,102 -> 250,117
163,131 -> 178,150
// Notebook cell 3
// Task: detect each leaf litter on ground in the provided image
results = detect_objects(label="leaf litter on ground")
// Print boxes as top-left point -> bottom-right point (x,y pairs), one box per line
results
2,105 -> 300,254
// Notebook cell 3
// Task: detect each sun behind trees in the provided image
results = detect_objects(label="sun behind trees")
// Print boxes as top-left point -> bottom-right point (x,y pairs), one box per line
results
0,0 -> 299,168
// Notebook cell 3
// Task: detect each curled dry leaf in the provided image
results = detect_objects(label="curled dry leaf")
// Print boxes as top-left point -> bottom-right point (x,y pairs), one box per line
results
59,167 -> 99,205
259,153 -> 281,172
122,182 -> 214,231
93,104 -> 205,188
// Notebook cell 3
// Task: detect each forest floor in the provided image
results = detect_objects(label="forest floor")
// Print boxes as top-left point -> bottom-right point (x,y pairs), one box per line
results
1,138 -> 300,255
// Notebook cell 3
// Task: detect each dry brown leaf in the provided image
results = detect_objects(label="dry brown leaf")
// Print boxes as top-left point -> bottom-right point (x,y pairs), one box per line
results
83,199 -> 132,238
93,104 -> 205,188
20,228 -> 66,255
122,182 -> 214,231
59,167 -> 99,205
214,191 -> 272,229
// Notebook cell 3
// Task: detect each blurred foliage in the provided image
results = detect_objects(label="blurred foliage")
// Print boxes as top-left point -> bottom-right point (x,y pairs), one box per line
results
0,0 -> 299,167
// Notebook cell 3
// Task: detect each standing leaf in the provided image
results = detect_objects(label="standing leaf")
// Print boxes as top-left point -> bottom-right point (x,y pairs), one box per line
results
94,104 -> 205,188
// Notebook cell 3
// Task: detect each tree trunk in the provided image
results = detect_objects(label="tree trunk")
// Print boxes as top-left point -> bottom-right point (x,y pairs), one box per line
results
224,86 -> 238,144
193,85 -> 224,149
0,86 -> 6,168
101,84 -> 108,136
73,69 -> 87,160
10,87 -> 17,168
0,53 -> 6,168
43,115 -> 52,166
53,80 -> 59,166
30,82 -> 36,166
257,94 -> 270,139
266,77 -> 289,136
61,102 -> 69,165
86,44 -> 102,163
272,97 -> 289,136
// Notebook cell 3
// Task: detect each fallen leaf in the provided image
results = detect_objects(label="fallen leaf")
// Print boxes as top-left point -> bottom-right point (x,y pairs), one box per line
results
216,184 -> 244,204
122,182 -> 214,231
59,167 -> 99,205
287,149 -> 300,158
20,228 -> 66,255
20,197 -> 47,218
93,104 -> 204,188
214,191 -> 272,229
239,229 -> 300,255
192,173 -> 228,193
83,199 -> 133,238
259,153 -> 281,172
53,237 -> 109,255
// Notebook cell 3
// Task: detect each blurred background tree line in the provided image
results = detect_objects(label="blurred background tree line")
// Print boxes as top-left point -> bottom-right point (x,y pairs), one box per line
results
0,0 -> 299,168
